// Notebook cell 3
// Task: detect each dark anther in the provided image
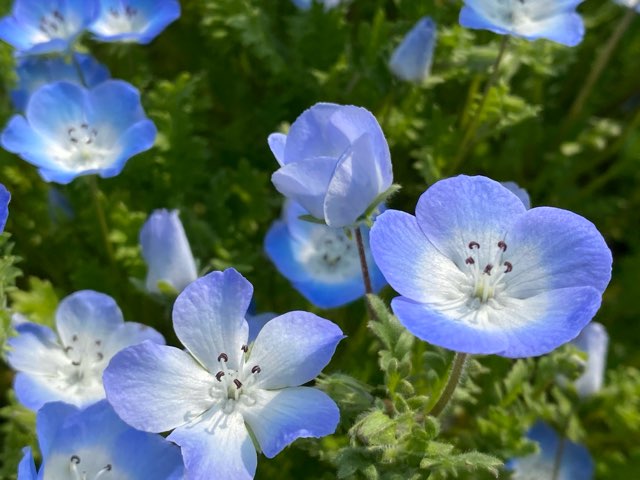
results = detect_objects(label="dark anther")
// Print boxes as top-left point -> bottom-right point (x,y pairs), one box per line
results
217,353 -> 228,362
72,334 -> 78,342
68,127 -> 75,134
497,241 -> 508,252
95,340 -> 102,346
96,352 -> 104,361
81,123 -> 88,129
504,262 -> 513,273
64,346 -> 73,353
53,10 -> 64,21
465,257 -> 475,265
70,455 -> 80,464
105,464 -> 112,471
468,241 -> 480,249
233,379 -> 243,389
72,360 -> 81,366
483,264 -> 493,275
215,371 -> 225,382
241,345 -> 248,353
251,365 -> 261,374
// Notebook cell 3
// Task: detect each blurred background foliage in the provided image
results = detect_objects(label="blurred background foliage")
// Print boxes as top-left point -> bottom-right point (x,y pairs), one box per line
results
0,0 -> 639,478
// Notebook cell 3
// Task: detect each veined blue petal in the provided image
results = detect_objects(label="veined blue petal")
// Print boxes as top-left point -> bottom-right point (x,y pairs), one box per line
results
389,17 -> 437,83
88,80 -> 148,136
264,220 -> 312,283
17,447 -> 37,480
173,269 -> 251,371
501,181 -> 531,209
99,119 -> 157,178
0,183 -> 10,231
267,133 -> 287,166
14,373 -> 81,412
249,311 -> 344,389
1,116 -> 60,171
571,322 -> 608,398
103,342 -> 214,433
36,402 -> 78,459
247,312 -> 277,343
240,387 -> 339,458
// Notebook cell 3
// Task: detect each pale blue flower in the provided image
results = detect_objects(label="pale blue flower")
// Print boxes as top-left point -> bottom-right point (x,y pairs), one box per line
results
140,209 -> 198,295
614,0 -> 640,12
459,0 -> 585,47
370,175 -> 612,357
571,322 -> 608,398
1,80 -> 156,184
389,17 -> 437,84
291,0 -> 344,11
0,0 -> 99,55
0,183 -> 10,232
12,53 -> 110,112
89,0 -> 181,44
17,400 -> 184,480
509,421 -> 594,479
269,102 -> 393,228
501,181 -> 531,209
104,268 -> 343,479
265,201 -> 386,308
7,290 -> 164,410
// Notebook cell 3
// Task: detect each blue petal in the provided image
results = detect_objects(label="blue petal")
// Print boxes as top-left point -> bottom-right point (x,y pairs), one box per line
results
103,342 -> 214,433
292,275 -> 370,309
14,373 -> 71,411
267,133 -> 287,166
559,439 -> 595,480
7,322 -> 59,375
74,53 -> 110,87
240,387 -> 339,458
98,119 -> 157,178
26,82 -> 88,142
1,116 -> 59,171
0,17 -> 34,50
135,0 -> 181,44
571,322 -> 608,398
104,321 -> 165,355
250,311 -> 344,389
459,6 -> 510,36
17,447 -> 37,480
247,312 -> 277,343
389,17 -> 437,83
111,428 -> 185,479
168,409 -> 257,480
264,220 -> 312,283
35,402 -> 78,459
527,12 -> 584,47
501,181 -> 531,209
173,269 -> 251,371
88,80 -> 148,135
0,183 -> 10,231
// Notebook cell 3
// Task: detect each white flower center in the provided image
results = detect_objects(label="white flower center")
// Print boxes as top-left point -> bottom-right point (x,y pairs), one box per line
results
51,333 -> 106,397
462,239 -> 513,304
512,454 -> 555,480
483,0 -> 563,32
56,123 -> 114,171
102,4 -> 146,35
68,454 -> 114,480
209,346 -> 262,414
302,229 -> 360,282
37,10 -> 73,40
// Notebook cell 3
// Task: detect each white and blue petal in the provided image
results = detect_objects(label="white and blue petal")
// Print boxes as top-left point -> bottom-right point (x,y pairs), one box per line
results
267,133 -> 287,166
571,322 -> 608,398
501,181 -> 531,209
36,402 -> 78,459
17,447 -> 37,480
389,17 -> 437,83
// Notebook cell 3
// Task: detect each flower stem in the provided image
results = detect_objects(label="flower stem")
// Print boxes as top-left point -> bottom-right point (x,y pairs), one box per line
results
354,226 -> 378,321
88,176 -> 115,263
428,352 -> 468,417
449,36 -> 509,174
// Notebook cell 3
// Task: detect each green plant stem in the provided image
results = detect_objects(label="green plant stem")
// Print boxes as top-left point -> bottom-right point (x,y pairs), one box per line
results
449,36 -> 509,174
428,352 -> 468,417
354,226 -> 377,322
88,176 -> 115,263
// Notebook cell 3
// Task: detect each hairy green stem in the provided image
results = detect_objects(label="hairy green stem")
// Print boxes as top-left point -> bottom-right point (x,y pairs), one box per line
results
429,352 -> 468,417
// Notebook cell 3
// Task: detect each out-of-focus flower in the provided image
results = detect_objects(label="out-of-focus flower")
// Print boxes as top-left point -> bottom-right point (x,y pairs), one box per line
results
571,322 -> 608,398
0,0 -> 99,55
459,0 -> 585,47
370,175 -> 612,357
12,53 -> 109,112
291,0 -> 344,11
614,0 -> 640,12
104,269 -> 343,479
17,400 -> 184,480
0,183 -> 10,232
389,17 -> 437,84
265,201 -> 386,308
140,209 -> 198,295
48,187 -> 75,224
1,80 -> 157,184
269,102 -> 393,228
509,421 -> 594,479
89,0 -> 181,44
501,181 -> 531,209
7,290 -> 164,410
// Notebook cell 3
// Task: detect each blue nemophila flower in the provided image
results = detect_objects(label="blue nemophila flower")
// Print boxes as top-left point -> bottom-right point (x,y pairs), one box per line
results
269,103 -> 393,228
501,181 -> 531,209
12,53 -> 110,112
104,268 -> 343,479
459,0 -> 585,47
291,0 -> 344,11
7,290 -> 164,411
265,201 -> 386,308
571,322 -> 608,398
0,183 -> 10,232
509,421 -> 594,479
140,209 -> 198,295
389,17 -> 437,84
89,0 -> 181,44
1,80 -> 156,184
370,175 -> 612,357
0,0 -> 99,55
17,400 -> 184,480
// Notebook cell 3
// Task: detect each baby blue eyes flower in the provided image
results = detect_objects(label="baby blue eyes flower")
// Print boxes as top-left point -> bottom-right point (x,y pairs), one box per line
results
89,0 -> 181,44
459,0 -> 585,47
1,80 -> 157,184
370,175 -> 612,358
12,53 -> 110,112
269,102 -> 393,228
18,400 -> 184,480
265,201 -> 387,308
0,0 -> 99,55
0,183 -> 10,232
103,268 -> 343,479
571,322 -> 608,398
140,209 -> 198,295
389,17 -> 437,84
291,0 -> 344,11
7,290 -> 164,411
509,421 -> 594,479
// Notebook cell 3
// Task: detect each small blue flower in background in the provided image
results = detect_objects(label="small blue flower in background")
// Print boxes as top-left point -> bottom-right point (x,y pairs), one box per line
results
459,0 -> 585,47
571,322 -> 608,398
291,0 -> 344,11
89,0 -> 181,44
17,400 -> 184,480
614,0 -> 640,12
265,201 -> 386,308
269,102 -> 393,228
7,290 -> 164,411
389,17 -> 437,84
0,183 -> 10,232
104,268 -> 343,479
1,80 -> 157,184
508,421 -> 594,479
370,175 -> 612,357
501,181 -> 531,209
12,53 -> 110,112
0,0 -> 99,55
48,187 -> 75,225
140,209 -> 198,295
